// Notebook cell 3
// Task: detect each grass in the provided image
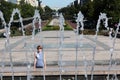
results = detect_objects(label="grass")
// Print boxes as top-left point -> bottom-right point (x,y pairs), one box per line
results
10,29 -> 40,36
42,25 -> 73,31
42,21 -> 73,31
42,25 -> 59,31
83,29 -> 96,35
64,24 -> 73,30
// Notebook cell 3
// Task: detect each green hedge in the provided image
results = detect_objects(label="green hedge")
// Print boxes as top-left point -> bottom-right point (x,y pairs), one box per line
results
42,24 -> 73,31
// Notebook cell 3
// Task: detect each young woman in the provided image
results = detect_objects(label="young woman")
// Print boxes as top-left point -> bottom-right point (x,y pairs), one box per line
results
34,45 -> 46,69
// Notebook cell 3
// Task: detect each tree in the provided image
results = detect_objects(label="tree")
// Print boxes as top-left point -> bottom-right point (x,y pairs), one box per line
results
0,1 -> 18,22
59,5 -> 77,20
19,0 -> 25,5
103,0 -> 120,22
81,1 -> 94,20
19,3 -> 35,18
41,6 -> 53,20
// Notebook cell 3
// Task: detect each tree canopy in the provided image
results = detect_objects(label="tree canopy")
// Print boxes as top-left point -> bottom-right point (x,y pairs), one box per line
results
0,0 -> 53,23
41,6 -> 53,20
59,0 -> 120,22
0,1 -> 18,22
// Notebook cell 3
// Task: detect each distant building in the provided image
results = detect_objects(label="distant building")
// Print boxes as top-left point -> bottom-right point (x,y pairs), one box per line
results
5,0 -> 17,4
78,0 -> 89,5
73,0 -> 78,6
5,0 -> 40,7
24,0 -> 39,7
72,0 -> 93,6
38,0 -> 42,7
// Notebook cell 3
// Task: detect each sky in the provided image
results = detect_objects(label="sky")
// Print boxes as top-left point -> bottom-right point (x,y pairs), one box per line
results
41,0 -> 75,9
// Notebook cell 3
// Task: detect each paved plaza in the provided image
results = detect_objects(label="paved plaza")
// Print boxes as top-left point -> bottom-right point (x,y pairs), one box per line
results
0,31 -> 120,76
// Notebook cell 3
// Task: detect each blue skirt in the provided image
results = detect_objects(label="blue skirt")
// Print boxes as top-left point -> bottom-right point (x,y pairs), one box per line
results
36,66 -> 43,68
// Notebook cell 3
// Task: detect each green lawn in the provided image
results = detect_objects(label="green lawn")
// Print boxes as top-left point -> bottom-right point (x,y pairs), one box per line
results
42,22 -> 73,31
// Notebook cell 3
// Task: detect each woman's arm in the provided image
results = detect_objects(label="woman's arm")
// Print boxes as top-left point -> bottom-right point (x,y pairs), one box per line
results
34,53 -> 37,69
44,53 -> 46,69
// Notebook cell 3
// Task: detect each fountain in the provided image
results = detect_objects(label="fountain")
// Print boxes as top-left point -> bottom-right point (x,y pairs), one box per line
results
76,11 -> 87,80
59,13 -> 65,43
83,56 -> 88,80
6,8 -> 25,80
32,9 -> 46,80
32,9 -> 42,40
90,13 -> 109,80
1,7 -> 120,80
0,10 -> 7,80
1,8 -> 43,80
58,13 -> 65,80
8,8 -> 25,37
107,21 -> 120,80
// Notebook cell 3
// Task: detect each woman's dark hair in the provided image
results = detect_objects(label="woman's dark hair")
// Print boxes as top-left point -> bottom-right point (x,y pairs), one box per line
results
37,45 -> 42,50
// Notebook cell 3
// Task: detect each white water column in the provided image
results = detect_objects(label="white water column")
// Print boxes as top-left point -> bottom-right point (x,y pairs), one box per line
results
31,9 -> 45,80
76,11 -> 86,80
58,13 -> 65,80
91,13 -> 109,80
32,10 -> 41,40
0,10 -> 7,80
107,22 -> 120,80
7,8 -> 25,80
